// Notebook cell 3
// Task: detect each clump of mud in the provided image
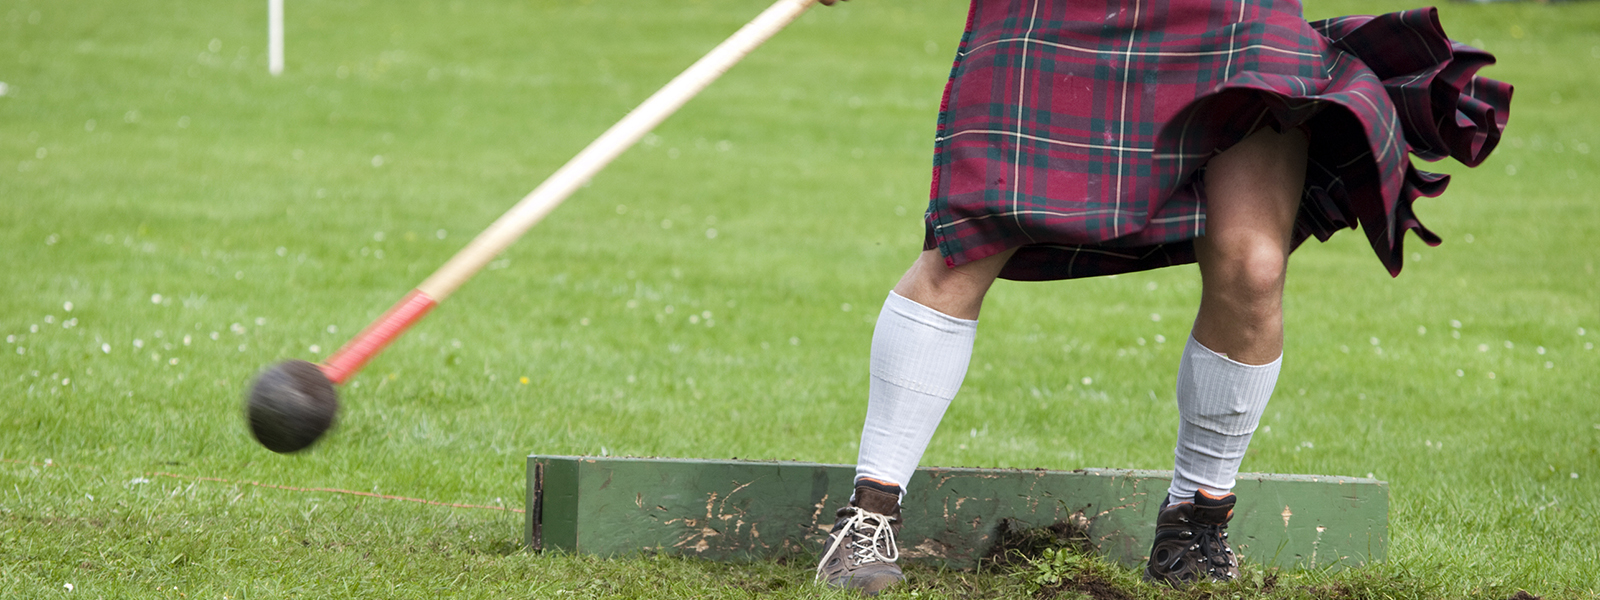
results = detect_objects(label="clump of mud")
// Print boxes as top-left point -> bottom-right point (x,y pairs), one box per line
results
983,515 -> 1094,569
980,516 -> 1138,600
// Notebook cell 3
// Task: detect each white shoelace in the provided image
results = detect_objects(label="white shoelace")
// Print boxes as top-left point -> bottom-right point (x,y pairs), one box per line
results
814,508 -> 899,582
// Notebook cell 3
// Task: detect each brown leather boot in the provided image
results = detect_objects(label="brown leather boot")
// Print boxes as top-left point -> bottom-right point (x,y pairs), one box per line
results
1144,490 -> 1240,585
816,482 -> 904,596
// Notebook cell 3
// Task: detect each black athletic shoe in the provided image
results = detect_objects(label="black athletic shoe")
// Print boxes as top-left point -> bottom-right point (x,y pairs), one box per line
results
1144,490 -> 1240,585
816,481 -> 905,596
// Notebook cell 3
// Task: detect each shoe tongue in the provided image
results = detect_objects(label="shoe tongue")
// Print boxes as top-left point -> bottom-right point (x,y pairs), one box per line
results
1191,493 -> 1236,525
853,486 -> 901,516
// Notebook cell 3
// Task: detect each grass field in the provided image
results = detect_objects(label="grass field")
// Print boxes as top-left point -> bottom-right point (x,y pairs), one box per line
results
2,0 -> 1598,597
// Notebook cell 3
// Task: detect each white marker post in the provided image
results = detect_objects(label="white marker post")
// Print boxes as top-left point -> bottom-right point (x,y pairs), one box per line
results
268,0 -> 284,76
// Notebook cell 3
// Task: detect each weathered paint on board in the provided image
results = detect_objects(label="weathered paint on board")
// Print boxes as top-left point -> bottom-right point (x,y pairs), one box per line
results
526,455 -> 1385,570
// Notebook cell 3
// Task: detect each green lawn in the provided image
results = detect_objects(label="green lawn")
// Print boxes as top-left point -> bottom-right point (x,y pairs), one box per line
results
2,0 -> 1597,597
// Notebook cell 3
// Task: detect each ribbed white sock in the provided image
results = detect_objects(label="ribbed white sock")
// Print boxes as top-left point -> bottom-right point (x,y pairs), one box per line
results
855,291 -> 977,494
1168,334 -> 1280,504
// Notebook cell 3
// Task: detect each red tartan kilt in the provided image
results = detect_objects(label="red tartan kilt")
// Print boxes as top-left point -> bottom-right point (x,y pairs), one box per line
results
924,0 -> 1511,281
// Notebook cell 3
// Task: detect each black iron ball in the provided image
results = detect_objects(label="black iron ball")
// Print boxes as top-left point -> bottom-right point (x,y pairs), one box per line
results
246,359 -> 339,453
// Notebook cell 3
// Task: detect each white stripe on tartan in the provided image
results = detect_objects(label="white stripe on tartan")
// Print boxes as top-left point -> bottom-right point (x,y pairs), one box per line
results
959,38 -> 1322,61
938,128 -> 1154,153
1010,0 -> 1043,244
1112,0 -> 1145,238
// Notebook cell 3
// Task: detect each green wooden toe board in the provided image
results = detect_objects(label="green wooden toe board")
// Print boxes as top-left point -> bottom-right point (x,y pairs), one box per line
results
525,455 -> 1386,570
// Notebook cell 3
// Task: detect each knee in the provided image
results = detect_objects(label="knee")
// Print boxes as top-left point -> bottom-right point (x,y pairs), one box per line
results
1206,239 -> 1288,304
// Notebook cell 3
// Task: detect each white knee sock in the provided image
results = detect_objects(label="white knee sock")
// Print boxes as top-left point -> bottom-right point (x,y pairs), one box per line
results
1168,334 -> 1280,504
855,291 -> 977,494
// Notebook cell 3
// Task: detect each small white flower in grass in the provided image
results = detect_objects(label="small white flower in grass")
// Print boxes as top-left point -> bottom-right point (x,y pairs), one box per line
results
151,293 -> 162,304
1537,346 -> 1546,355
101,344 -> 110,354
1417,326 -> 1427,335
182,335 -> 191,346
1478,344 -> 1489,352
1573,473 -> 1580,479
63,583 -> 72,592
1452,330 -> 1461,339
231,323 -> 246,335
1487,372 -> 1496,379
238,344 -> 247,352
61,378 -> 69,385
580,318 -> 590,326
1587,342 -> 1594,350
790,337 -> 800,346
1504,341 -> 1514,349
373,231 -> 385,242
44,315 -> 54,324
133,339 -> 144,349
255,317 -> 265,326
1580,327 -> 1588,336
1081,377 -> 1093,386
128,477 -> 150,485
1456,369 -> 1464,377
63,301 -> 72,312
1150,313 -> 1161,322
371,155 -> 385,167
17,347 -> 24,355
1370,337 -> 1380,346
326,325 -> 338,334
0,82 -> 7,96
1451,320 -> 1462,329
1155,334 -> 1166,344
30,324 -> 38,333
309,345 -> 321,354
1546,362 -> 1554,369
209,331 -> 219,340
841,303 -> 851,312
168,358 -> 178,365
705,228 -> 717,239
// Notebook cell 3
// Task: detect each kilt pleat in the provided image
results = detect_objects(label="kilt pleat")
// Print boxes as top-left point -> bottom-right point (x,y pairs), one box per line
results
924,0 -> 1512,281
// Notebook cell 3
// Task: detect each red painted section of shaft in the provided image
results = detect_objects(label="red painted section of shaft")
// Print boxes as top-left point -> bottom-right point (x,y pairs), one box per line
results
320,289 -> 438,385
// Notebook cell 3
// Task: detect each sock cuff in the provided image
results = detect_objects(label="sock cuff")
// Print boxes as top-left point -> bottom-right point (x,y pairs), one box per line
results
870,291 -> 978,398
885,290 -> 978,331
1177,334 -> 1280,436
1186,334 -> 1282,370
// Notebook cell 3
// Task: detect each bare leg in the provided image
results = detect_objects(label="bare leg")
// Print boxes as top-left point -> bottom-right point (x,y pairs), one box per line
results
893,248 -> 1016,321
1191,128 -> 1309,364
